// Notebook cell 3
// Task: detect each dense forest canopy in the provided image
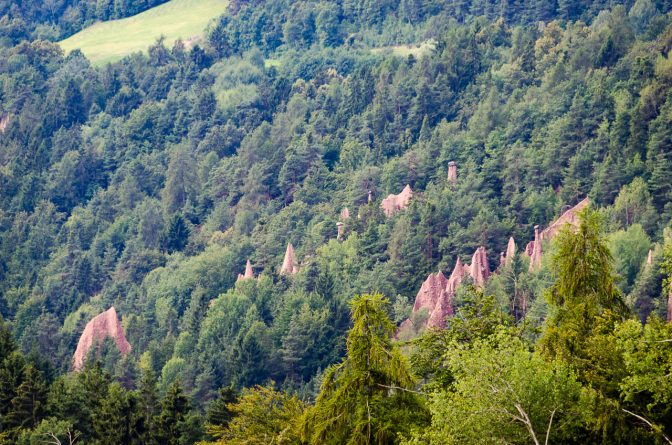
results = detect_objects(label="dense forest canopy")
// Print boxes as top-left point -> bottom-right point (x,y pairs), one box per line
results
2,0 -> 672,443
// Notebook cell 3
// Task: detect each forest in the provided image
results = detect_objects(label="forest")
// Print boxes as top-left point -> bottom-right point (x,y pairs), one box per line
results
1,0 -> 672,443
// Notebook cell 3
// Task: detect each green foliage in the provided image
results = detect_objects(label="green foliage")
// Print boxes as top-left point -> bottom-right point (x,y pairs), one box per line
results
617,316 -> 672,432
204,384 -> 306,445
205,385 -> 238,431
16,418 -> 80,445
661,229 -> 672,299
163,214 -> 190,253
607,177 -> 658,233
2,2 -> 672,444
5,365 -> 48,434
406,332 -> 594,445
92,382 -> 145,445
540,208 -> 627,374
155,380 -> 201,445
411,287 -> 512,390
608,224 -> 651,293
303,294 -> 428,444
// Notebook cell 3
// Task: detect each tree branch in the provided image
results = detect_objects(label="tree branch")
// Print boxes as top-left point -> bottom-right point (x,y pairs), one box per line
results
375,383 -> 425,395
68,429 -> 81,445
45,432 -> 61,445
514,403 -> 540,445
622,408 -> 672,445
545,408 -> 556,445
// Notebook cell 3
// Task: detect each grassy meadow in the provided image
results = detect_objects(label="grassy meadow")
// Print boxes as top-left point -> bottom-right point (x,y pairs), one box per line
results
59,0 -> 229,65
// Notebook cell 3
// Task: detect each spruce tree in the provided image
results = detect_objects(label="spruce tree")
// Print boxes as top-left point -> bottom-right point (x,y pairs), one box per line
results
206,384 -> 238,429
0,352 -> 26,430
6,365 -> 47,432
155,380 -> 192,445
648,151 -> 672,210
93,382 -> 145,445
163,214 -> 190,253
0,319 -> 15,361
136,369 -> 159,445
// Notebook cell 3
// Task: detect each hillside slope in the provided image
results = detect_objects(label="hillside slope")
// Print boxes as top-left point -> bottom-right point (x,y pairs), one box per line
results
3,0 -> 672,443
59,0 -> 229,65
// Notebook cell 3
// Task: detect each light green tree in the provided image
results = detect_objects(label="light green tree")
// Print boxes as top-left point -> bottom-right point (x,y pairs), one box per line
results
406,332 -> 594,445
616,317 -> 672,444
608,223 -> 651,293
204,384 -> 306,445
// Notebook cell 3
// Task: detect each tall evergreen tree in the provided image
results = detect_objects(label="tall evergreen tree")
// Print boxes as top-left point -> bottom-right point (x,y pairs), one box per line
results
205,384 -> 238,430
93,382 -> 145,445
155,380 -> 194,445
163,214 -> 190,253
303,293 -> 428,444
6,365 -> 47,433
0,352 -> 26,430
540,208 -> 626,369
136,369 -> 160,445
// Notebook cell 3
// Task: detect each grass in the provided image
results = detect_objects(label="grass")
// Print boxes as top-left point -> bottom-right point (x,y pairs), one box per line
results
59,0 -> 229,66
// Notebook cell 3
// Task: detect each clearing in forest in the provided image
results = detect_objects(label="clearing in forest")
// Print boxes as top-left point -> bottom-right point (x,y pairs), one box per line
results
59,0 -> 229,66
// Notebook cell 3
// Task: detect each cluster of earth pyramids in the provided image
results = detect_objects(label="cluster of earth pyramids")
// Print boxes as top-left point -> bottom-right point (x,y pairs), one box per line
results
399,197 -> 589,333
73,162 -> 596,368
380,162 -> 592,332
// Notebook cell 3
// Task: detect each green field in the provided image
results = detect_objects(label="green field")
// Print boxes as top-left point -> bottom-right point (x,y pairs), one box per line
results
59,0 -> 229,66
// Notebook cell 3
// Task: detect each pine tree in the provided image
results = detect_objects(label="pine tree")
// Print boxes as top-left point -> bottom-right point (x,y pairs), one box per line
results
0,319 -> 15,361
230,316 -> 269,387
591,154 -> 626,205
557,0 -> 579,19
648,150 -> 672,210
162,144 -> 198,215
93,382 -> 145,445
0,352 -> 25,428
303,294 -> 428,444
136,368 -> 159,445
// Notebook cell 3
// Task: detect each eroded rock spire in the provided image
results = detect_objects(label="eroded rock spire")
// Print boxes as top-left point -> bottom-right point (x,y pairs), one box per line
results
73,307 -> 131,371
280,243 -> 298,275
381,185 -> 413,217
529,225 -> 542,272
448,161 -> 457,184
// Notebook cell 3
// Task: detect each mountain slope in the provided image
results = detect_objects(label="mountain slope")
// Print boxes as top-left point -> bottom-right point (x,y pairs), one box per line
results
59,0 -> 229,65
2,0 -> 672,443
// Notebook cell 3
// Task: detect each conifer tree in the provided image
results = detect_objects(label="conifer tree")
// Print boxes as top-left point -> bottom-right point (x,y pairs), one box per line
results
136,369 -> 159,445
163,213 -> 190,253
648,150 -> 672,210
93,382 -> 145,445
205,384 -> 238,430
0,320 -> 22,430
6,365 -> 47,432
0,319 -> 15,361
155,380 -> 194,445
303,293 -> 428,444
539,208 -> 628,393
